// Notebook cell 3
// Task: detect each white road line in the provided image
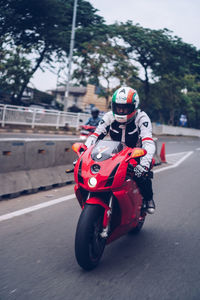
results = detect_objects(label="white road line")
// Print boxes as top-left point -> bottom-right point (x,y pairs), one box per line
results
154,151 -> 193,174
166,151 -> 191,157
196,148 -> 200,151
0,150 -> 194,222
0,194 -> 75,222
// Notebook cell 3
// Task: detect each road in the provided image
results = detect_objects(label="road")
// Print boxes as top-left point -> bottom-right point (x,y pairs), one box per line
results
0,137 -> 200,300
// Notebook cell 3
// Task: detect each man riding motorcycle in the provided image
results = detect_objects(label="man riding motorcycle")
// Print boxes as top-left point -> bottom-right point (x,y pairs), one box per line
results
85,86 -> 156,214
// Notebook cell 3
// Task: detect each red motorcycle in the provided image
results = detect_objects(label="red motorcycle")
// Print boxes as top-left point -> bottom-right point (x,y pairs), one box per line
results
71,140 -> 148,270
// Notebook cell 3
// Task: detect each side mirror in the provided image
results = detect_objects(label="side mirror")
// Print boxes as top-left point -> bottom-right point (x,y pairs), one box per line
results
72,143 -> 87,157
125,148 -> 147,162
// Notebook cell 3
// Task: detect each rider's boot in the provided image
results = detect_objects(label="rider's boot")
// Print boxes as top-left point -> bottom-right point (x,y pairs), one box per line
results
146,199 -> 156,214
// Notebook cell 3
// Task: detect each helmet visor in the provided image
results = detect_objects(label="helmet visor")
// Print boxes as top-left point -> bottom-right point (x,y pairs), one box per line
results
112,103 -> 135,116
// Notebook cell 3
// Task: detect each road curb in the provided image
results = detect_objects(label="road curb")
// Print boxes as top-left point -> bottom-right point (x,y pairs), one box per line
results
0,128 -> 78,135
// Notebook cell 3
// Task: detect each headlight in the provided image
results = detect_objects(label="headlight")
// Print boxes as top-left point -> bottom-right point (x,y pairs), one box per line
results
91,164 -> 101,174
88,177 -> 97,188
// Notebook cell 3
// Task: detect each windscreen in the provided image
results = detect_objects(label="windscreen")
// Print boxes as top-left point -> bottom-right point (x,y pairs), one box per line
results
91,140 -> 125,162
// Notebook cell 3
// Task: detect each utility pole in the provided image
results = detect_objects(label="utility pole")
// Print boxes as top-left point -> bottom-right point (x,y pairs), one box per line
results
64,0 -> 78,111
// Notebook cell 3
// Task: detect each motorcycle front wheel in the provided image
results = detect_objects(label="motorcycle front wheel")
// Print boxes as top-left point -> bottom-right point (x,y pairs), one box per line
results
75,204 -> 106,270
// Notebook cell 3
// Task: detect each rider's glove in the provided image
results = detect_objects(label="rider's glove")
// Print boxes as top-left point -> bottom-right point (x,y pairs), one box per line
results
133,165 -> 149,178
85,135 -> 97,148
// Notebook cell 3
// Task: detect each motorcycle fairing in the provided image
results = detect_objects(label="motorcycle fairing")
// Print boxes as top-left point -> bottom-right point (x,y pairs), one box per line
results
74,142 -> 131,191
113,180 -> 142,225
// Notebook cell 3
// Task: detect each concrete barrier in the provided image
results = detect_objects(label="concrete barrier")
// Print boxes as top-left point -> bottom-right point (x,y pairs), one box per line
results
0,140 -> 26,173
152,123 -> 200,137
0,171 -> 31,196
25,141 -> 56,170
0,138 -> 78,197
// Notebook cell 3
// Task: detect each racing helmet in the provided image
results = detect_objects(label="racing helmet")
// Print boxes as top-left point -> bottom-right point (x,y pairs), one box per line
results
111,87 -> 139,123
91,107 -> 99,118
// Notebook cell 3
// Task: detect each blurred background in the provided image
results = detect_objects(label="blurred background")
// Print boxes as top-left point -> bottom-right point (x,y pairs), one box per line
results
1,0 -> 200,128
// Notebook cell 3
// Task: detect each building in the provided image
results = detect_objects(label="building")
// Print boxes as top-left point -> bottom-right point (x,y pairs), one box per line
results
0,86 -> 54,107
49,84 -> 109,113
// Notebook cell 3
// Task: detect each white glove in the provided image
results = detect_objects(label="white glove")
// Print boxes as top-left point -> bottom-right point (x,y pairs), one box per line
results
85,135 -> 97,148
134,165 -> 148,178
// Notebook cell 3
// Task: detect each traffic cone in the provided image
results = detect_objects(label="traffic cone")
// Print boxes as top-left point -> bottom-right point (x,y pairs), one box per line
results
160,143 -> 166,163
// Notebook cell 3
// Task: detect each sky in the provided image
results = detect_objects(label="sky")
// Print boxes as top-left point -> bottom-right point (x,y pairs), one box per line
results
31,0 -> 200,92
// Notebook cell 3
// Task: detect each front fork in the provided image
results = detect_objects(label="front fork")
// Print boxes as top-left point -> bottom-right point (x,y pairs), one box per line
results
86,195 -> 113,238
100,196 -> 113,238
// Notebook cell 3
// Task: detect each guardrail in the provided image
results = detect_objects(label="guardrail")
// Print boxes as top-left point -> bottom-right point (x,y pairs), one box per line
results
1,104 -> 200,137
0,104 -> 89,129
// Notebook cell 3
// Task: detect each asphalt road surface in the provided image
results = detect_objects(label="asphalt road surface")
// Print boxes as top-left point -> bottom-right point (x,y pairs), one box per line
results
0,137 -> 200,300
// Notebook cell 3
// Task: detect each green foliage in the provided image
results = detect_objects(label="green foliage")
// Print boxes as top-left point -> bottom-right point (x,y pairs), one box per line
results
0,0 -> 104,53
0,0 -> 105,104
0,38 -> 32,104
181,75 -> 200,128
113,22 -> 170,103
109,21 -> 200,127
73,33 -> 139,108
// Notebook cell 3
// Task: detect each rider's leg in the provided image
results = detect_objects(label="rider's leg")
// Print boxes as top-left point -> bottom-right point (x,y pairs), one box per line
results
135,176 -> 155,214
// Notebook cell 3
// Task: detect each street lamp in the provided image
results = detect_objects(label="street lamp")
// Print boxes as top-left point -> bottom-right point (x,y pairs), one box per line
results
64,0 -> 78,111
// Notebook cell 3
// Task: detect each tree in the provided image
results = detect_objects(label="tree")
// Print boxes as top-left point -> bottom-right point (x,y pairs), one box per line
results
155,74 -> 185,125
150,36 -> 200,125
73,36 -> 139,108
0,0 -> 105,104
0,38 -> 32,104
113,21 -> 200,126
113,22 -> 172,106
180,75 -> 200,128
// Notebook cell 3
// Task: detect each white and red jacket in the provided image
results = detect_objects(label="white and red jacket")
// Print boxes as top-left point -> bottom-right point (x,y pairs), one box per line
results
85,110 -> 155,169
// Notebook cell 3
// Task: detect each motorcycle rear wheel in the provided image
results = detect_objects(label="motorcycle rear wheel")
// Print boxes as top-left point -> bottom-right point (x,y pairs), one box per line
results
129,215 -> 145,235
75,204 -> 106,270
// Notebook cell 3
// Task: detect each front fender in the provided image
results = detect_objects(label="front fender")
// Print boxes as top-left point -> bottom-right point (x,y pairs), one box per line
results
86,197 -> 111,228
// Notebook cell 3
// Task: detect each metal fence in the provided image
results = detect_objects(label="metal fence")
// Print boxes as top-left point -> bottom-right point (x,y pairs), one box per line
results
0,104 -> 90,129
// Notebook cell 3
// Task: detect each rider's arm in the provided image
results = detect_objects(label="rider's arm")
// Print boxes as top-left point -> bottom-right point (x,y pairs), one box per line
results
85,112 -> 112,148
136,111 -> 155,169
85,118 -> 91,125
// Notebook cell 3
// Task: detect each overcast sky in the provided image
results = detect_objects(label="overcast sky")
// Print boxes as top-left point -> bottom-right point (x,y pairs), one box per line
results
90,0 -> 200,48
32,0 -> 200,92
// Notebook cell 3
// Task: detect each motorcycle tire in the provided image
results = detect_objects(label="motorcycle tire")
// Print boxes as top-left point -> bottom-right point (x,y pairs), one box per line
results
129,216 -> 145,235
75,204 -> 106,270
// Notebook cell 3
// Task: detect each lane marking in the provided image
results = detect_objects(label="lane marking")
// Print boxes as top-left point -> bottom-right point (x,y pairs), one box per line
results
0,150 -> 194,222
166,151 -> 191,157
196,148 -> 200,151
0,194 -> 75,222
154,151 -> 193,174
